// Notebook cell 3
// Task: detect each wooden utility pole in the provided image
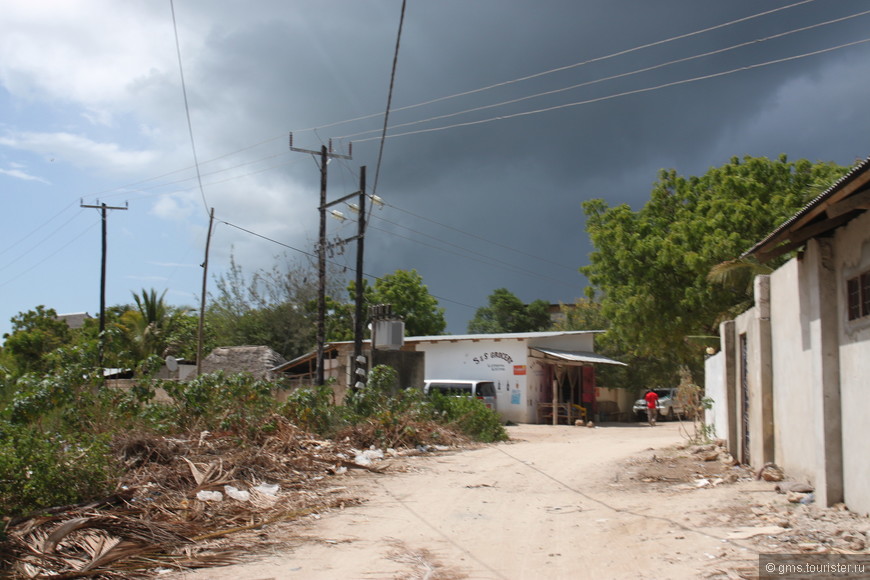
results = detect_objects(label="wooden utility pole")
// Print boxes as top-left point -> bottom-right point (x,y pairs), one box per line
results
197,207 -> 215,376
289,134 -> 351,386
81,200 -> 128,368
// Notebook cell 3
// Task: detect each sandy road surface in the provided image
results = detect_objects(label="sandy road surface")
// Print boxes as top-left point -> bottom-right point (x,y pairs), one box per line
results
170,423 -> 766,579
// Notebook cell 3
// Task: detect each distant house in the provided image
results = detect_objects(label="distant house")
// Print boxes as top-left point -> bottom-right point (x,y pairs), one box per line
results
706,156 -> 870,514
56,312 -> 92,329
200,346 -> 286,381
274,331 -> 628,424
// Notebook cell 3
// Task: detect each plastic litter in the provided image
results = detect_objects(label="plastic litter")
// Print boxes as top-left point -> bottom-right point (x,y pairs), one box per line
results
354,448 -> 384,465
196,490 -> 223,502
224,485 -> 251,501
253,483 -> 280,496
799,492 -> 815,504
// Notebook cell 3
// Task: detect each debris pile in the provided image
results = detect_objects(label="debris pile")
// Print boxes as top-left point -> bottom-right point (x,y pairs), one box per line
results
615,440 -> 753,489
1,416 -> 465,579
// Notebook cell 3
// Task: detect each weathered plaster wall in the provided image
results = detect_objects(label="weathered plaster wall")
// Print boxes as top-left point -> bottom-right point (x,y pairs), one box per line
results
836,211 -> 870,515
768,258 -> 818,486
704,351 -> 728,442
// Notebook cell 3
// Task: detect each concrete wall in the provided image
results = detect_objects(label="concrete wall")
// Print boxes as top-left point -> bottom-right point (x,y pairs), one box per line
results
703,351 -> 727,442
768,258 -> 818,487
835,211 -> 870,514
709,209 -> 870,513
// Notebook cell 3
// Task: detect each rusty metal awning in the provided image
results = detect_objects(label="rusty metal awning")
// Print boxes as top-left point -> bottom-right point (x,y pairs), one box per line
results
528,347 -> 626,366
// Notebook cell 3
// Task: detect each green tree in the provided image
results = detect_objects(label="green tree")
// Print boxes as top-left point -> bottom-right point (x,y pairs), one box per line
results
582,155 -> 849,386
2,306 -> 72,374
207,254 -> 328,359
467,288 -> 551,333
364,269 -> 447,337
118,289 -> 194,361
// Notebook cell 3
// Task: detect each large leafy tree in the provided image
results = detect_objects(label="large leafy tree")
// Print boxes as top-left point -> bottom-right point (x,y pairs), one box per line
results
364,269 -> 447,337
2,306 -> 72,374
467,288 -> 551,334
582,155 -> 849,386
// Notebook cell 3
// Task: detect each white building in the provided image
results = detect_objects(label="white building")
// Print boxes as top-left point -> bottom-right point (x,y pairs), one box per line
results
276,330 -> 628,424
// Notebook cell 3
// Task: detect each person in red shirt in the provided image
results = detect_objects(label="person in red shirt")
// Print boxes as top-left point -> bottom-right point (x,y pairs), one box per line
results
644,389 -> 659,426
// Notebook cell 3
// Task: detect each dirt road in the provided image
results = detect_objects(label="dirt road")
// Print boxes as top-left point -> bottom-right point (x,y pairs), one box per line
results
166,423 -> 823,579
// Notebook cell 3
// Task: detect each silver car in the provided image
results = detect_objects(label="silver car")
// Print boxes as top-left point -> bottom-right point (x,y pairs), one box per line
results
632,388 -> 683,421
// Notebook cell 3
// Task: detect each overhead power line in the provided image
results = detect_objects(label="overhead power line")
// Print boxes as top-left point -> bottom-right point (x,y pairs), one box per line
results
371,0 -> 407,198
219,217 -> 478,310
337,7 -> 870,141
170,0 -> 210,216
351,35 -> 870,143
296,0 -> 820,136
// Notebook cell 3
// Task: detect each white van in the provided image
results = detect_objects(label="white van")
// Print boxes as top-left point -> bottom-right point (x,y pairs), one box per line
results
423,379 -> 497,411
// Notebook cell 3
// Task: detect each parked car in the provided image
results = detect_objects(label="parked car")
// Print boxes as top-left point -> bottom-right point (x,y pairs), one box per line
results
423,380 -> 497,411
632,388 -> 683,421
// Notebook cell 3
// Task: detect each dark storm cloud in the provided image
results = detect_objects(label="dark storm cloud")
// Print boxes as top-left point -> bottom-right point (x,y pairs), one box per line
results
313,0 -> 870,331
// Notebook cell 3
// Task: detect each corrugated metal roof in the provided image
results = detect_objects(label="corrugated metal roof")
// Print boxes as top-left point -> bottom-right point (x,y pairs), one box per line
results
743,155 -> 870,259
529,346 -> 627,366
409,330 -> 602,343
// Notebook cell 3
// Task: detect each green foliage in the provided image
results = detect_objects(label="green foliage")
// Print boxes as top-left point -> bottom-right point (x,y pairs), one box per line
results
117,289 -> 195,361
467,288 -> 551,334
279,383 -> 343,435
582,155 -> 849,387
2,305 -> 72,374
0,421 -> 113,516
428,391 -> 508,443
362,269 -> 447,337
157,372 -> 279,435
207,253 -> 324,359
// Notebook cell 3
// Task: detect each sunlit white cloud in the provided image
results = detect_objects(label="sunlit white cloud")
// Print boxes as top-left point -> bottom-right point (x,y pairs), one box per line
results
0,131 -> 157,172
0,166 -> 49,183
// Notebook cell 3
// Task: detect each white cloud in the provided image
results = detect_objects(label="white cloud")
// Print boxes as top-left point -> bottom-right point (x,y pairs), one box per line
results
151,193 -> 198,222
0,130 -> 157,172
0,1 -> 187,106
0,166 -> 49,184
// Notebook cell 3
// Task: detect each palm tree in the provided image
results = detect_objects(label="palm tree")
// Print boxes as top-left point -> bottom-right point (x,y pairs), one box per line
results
120,289 -> 192,360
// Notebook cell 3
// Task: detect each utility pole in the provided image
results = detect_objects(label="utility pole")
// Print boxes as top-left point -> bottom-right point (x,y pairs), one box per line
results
353,166 -> 367,385
81,200 -> 128,369
289,133 -> 351,386
197,207 -> 215,376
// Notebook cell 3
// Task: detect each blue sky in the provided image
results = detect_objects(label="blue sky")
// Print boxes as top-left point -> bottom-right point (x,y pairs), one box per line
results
2,0 -> 870,339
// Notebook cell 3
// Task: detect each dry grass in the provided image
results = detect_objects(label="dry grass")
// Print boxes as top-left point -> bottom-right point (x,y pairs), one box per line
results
2,416 -> 467,579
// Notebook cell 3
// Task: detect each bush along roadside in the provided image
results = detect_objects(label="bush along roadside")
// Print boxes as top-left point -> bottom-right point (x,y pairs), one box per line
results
0,362 -> 507,519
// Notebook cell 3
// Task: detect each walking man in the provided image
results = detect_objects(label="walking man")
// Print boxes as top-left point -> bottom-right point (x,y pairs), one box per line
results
644,389 -> 659,426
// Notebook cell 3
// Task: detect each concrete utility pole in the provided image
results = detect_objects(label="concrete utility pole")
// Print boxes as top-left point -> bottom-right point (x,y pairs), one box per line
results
289,134 -> 351,386
81,200 -> 128,368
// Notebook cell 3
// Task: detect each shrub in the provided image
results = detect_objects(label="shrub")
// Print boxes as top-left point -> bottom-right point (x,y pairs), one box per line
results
428,392 -> 508,443
0,421 -> 113,517
157,371 -> 278,435
279,383 -> 344,436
